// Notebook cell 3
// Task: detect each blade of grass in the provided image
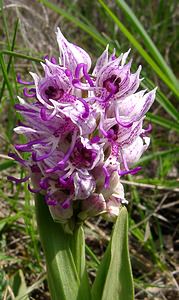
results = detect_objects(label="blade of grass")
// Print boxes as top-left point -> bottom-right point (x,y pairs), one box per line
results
142,79 -> 179,122
115,0 -> 179,89
0,211 -> 25,226
98,0 -> 179,98
24,183 -> 41,265
0,0 -> 11,48
138,147 -> 179,164
0,160 -> 16,171
0,54 -> 14,104
10,269 -> 29,300
0,19 -> 19,101
1,50 -> 44,63
146,112 -> 179,132
85,244 -> 100,266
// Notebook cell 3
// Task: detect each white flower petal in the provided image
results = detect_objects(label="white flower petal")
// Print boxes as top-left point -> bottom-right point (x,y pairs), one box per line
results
56,27 -> 91,75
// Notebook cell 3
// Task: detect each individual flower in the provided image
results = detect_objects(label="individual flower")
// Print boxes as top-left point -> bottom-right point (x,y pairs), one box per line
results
93,47 -> 141,104
9,27 -> 156,228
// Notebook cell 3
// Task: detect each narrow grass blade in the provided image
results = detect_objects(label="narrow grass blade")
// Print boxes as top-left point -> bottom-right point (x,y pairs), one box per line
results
0,19 -> 19,100
0,52 -> 16,136
10,269 -> 29,300
35,194 -> 80,300
138,147 -> 179,164
92,207 -> 134,300
1,50 -> 44,63
0,0 -> 11,48
116,0 -> 179,89
0,54 -> 14,104
146,113 -> 179,132
0,212 -> 24,227
85,244 -> 100,266
142,79 -> 179,122
154,91 -> 179,122
19,274 -> 47,300
98,0 -> 179,98
0,160 -> 16,171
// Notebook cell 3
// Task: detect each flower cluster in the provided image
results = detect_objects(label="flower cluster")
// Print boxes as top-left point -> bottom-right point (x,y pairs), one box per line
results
9,28 -> 156,225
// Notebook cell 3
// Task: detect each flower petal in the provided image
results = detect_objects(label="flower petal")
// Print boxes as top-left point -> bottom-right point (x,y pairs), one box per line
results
115,88 -> 157,124
92,45 -> 109,76
56,27 -> 91,75
122,136 -> 150,166
73,171 -> 96,199
79,193 -> 106,220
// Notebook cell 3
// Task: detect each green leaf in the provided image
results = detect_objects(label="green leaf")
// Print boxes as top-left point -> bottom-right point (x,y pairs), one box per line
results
35,194 -> 90,300
35,194 -> 79,300
142,79 -> 179,122
146,113 -> 179,132
0,0 -> 11,48
1,50 -> 44,63
0,252 -> 17,261
91,244 -> 111,300
85,244 -> 100,266
92,207 -> 134,300
0,221 -> 6,232
70,226 -> 91,300
138,147 -> 179,164
0,160 -> 16,171
0,19 -> 19,100
10,269 -> 29,300
0,54 -> 14,105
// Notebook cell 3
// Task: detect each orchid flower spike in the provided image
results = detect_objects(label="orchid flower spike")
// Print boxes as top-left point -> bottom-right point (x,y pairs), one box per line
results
10,27 -> 156,230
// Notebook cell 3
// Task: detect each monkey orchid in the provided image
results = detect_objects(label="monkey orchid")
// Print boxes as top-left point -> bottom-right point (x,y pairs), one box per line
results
8,28 -> 156,300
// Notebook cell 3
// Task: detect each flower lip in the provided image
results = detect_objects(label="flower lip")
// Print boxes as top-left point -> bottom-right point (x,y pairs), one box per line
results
39,177 -> 49,190
61,198 -> 70,209
45,194 -> 58,206
70,140 -> 97,169
103,74 -> 121,94
44,85 -> 64,100
107,124 -> 119,140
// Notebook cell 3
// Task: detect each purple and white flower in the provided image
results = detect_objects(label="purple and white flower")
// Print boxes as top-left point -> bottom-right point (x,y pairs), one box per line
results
10,27 -> 156,225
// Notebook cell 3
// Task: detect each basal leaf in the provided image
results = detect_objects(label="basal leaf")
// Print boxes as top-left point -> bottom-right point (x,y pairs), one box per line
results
70,226 -> 91,300
35,194 -> 80,300
92,207 -> 134,300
